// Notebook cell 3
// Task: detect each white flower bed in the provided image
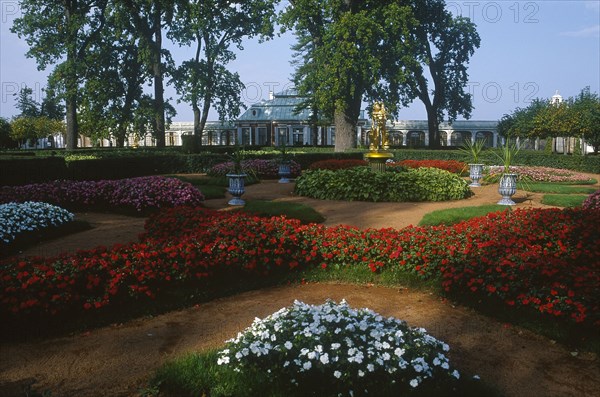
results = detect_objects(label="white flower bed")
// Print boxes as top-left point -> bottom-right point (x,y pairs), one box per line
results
0,202 -> 74,244
217,299 -> 460,396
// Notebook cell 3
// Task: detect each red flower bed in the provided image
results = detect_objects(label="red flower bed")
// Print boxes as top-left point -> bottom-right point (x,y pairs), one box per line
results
1,206 -> 598,329
439,208 -> 600,326
308,159 -> 368,170
388,160 -> 467,174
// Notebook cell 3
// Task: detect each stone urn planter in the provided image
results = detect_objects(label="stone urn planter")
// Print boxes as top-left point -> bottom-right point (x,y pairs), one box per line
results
227,173 -> 247,206
278,162 -> 291,183
468,164 -> 484,187
497,173 -> 518,205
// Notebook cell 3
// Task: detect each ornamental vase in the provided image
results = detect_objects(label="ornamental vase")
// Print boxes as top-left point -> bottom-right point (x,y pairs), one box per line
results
468,164 -> 484,187
278,163 -> 291,183
227,173 -> 247,206
497,173 -> 517,205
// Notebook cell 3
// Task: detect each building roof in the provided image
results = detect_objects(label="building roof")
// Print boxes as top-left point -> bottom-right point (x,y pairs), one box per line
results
238,89 -> 312,122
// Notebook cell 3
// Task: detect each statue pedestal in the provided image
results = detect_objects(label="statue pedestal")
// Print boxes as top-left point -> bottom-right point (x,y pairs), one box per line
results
364,152 -> 394,172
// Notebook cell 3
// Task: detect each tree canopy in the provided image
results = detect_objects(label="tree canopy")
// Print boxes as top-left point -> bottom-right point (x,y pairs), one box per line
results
281,0 -> 479,151
497,87 -> 600,154
168,0 -> 277,144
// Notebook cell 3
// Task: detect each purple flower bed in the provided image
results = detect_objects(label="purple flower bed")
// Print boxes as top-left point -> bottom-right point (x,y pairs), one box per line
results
583,189 -> 600,211
208,159 -> 301,178
0,176 -> 204,212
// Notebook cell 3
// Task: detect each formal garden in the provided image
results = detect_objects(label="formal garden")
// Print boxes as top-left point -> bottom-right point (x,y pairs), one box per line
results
1,147 -> 599,396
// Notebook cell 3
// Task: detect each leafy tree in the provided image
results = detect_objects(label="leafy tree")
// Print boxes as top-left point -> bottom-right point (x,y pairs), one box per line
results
498,88 -> 600,154
568,87 -> 600,153
0,118 -> 17,149
281,0 -> 418,152
120,0 -> 176,148
39,86 -> 65,121
168,0 -> 276,144
398,0 -> 480,148
15,86 -> 40,117
10,117 -> 65,147
11,0 -> 109,150
78,4 -> 148,147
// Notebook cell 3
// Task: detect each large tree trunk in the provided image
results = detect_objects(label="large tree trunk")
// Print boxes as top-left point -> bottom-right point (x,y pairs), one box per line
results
334,107 -> 356,152
65,94 -> 78,150
152,6 -> 165,148
193,105 -> 201,137
198,91 -> 212,141
425,103 -> 441,149
65,6 -> 78,151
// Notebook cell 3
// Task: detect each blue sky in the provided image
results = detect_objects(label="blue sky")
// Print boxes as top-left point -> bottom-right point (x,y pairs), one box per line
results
0,0 -> 598,122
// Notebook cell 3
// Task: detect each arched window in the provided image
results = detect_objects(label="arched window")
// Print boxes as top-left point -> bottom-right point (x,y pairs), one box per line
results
388,131 -> 403,146
451,131 -> 471,147
475,131 -> 493,147
407,131 -> 425,147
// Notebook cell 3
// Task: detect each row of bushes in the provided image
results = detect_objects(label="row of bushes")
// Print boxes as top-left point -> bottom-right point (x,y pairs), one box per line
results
2,149 -> 598,186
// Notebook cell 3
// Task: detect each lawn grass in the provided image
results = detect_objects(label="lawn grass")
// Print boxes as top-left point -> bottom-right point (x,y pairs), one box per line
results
166,174 -> 259,199
418,205 -> 511,226
541,194 -> 588,208
521,182 -> 597,194
242,200 -> 325,224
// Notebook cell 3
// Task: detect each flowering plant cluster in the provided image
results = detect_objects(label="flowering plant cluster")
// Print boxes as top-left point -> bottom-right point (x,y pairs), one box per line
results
217,299 -> 460,396
0,208 -> 319,315
485,166 -> 594,183
0,202 -> 74,245
582,189 -> 600,210
1,206 -> 598,328
388,160 -> 467,175
208,159 -> 301,178
0,176 -> 204,212
308,159 -> 368,170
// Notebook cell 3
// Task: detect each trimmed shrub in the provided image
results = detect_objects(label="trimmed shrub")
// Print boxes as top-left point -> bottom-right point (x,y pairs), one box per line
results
295,167 -> 472,202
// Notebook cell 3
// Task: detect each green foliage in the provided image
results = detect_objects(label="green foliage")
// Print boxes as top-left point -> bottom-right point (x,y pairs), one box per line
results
458,137 -> 486,164
168,0 -> 277,140
419,205 -> 511,226
498,87 -> 600,154
9,116 -> 65,145
541,194 -> 588,208
295,167 -> 472,202
0,118 -> 16,149
400,0 -> 480,148
492,140 -> 521,173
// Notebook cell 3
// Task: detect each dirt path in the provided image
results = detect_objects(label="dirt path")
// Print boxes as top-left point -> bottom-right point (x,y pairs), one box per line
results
2,177 -> 599,397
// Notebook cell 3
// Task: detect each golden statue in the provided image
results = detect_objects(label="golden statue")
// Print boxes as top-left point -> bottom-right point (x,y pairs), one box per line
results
369,102 -> 389,151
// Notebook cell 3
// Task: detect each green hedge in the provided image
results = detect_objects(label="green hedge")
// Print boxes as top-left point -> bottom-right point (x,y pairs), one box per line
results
0,157 -> 67,186
391,149 -> 600,174
294,167 -> 472,202
2,148 -> 597,186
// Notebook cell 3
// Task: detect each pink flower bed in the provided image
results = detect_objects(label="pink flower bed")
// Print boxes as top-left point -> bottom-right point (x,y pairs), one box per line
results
209,159 -> 301,178
0,176 -> 204,212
